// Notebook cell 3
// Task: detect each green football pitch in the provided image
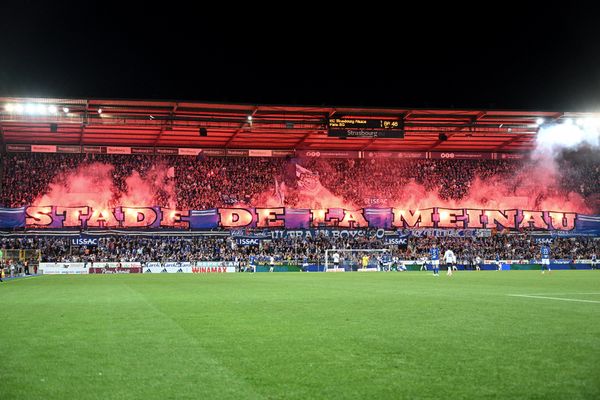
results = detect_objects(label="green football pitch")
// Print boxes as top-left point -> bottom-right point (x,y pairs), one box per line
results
1,271 -> 599,399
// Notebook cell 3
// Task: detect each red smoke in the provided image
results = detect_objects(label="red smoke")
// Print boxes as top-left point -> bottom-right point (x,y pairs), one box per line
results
285,155 -> 592,213
35,163 -> 115,209
34,162 -> 176,209
33,154 -> 594,214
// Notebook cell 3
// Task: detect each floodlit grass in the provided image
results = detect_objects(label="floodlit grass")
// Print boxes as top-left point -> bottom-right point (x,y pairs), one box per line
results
1,271 -> 599,399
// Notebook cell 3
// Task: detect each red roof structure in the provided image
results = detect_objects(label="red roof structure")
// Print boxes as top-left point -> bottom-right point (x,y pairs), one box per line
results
0,97 -> 588,152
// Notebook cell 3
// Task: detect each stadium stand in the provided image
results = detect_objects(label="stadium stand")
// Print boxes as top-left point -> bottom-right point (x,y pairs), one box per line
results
0,235 -> 598,264
2,154 -> 599,209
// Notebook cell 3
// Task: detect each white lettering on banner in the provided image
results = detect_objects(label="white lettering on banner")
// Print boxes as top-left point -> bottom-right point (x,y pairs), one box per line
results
271,229 -> 385,240
31,145 -> 57,153
89,262 -> 142,269
178,148 -> 203,156
405,228 -> 492,238
121,262 -> 142,268
385,237 -> 408,245
91,262 -> 119,268
195,262 -> 236,268
500,153 -> 526,159
305,151 -> 321,157
237,238 -> 261,245
71,238 -> 98,246
248,149 -> 273,157
400,152 -> 425,159
89,267 -> 142,274
440,153 -> 455,158
106,146 -> 132,154
462,154 -> 483,159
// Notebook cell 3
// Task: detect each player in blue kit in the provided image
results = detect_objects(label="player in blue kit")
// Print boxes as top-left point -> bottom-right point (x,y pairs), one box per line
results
249,254 -> 256,273
494,253 -> 501,271
430,244 -> 440,276
540,245 -> 551,274
302,255 -> 309,272
381,251 -> 392,272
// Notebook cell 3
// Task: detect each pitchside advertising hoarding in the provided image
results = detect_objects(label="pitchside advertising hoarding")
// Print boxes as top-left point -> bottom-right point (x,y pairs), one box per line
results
39,261 -> 237,274
5,206 -> 597,234
143,262 -> 193,273
143,262 -> 236,273
40,262 -> 142,274
39,263 -> 89,274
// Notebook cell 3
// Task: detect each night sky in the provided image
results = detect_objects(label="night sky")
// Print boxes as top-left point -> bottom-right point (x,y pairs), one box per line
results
2,3 -> 600,111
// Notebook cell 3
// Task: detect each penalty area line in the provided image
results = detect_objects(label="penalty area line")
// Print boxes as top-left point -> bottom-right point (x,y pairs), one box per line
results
507,294 -> 600,304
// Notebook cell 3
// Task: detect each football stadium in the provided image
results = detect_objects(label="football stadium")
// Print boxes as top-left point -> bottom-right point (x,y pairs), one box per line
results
0,97 -> 599,399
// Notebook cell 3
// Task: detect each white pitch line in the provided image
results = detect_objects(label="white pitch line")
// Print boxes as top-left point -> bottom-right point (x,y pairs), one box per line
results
522,293 -> 600,296
508,294 -> 600,304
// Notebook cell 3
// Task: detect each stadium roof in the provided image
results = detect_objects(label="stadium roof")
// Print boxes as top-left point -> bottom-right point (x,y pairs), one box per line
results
0,97 -> 592,152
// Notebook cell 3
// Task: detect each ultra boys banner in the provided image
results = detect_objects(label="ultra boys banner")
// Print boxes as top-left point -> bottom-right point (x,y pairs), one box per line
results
1,206 -> 595,233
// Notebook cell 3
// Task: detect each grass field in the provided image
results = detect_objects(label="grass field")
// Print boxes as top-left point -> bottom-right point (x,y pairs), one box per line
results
1,271 -> 599,399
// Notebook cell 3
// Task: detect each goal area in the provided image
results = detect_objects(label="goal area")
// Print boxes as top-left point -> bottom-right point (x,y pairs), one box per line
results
324,248 -> 388,272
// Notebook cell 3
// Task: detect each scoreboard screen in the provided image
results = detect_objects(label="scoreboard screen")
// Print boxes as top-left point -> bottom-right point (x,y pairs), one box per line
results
327,118 -> 404,138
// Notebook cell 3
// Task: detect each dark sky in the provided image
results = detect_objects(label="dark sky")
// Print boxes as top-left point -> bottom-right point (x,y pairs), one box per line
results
2,3 -> 600,111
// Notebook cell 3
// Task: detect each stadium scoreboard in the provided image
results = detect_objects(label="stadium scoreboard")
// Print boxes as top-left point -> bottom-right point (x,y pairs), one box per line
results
327,118 -> 404,138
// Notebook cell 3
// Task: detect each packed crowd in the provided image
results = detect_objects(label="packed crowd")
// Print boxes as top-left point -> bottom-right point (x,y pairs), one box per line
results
0,234 -> 597,264
296,158 -> 522,206
1,153 -> 599,211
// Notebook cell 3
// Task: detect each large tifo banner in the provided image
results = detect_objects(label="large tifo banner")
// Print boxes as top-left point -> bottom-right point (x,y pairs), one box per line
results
0,206 -> 598,233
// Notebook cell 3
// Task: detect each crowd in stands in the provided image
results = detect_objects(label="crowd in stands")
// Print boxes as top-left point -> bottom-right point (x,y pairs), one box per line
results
297,158 -> 522,206
175,156 -> 286,209
0,235 -> 597,265
2,153 -> 599,211
0,153 -> 598,267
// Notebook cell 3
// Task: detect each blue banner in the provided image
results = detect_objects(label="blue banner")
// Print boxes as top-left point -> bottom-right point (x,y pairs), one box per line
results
0,207 -> 26,229
569,214 -> 600,236
269,228 -> 386,240
401,228 -> 492,238
188,209 -> 220,229
384,233 -> 410,247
